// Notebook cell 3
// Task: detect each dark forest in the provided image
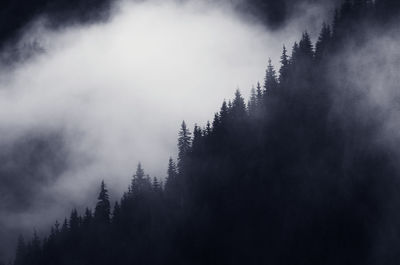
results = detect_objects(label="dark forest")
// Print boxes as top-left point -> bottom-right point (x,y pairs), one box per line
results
2,0 -> 400,264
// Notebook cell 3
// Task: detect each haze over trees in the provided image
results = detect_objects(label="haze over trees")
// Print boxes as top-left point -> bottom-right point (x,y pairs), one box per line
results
10,0 -> 400,264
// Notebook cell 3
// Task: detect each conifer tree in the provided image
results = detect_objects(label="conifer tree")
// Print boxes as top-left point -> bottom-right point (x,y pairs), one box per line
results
61,218 -> 68,234
177,121 -> 191,173
291,42 -> 299,63
82,208 -> 92,228
165,157 -> 177,191
264,58 -> 278,93
69,209 -> 80,233
131,163 -> 151,195
231,89 -> 247,118
219,101 -> 229,124
279,45 -> 290,83
192,124 -> 203,153
112,202 -> 121,225
248,86 -> 257,116
205,121 -> 212,136
256,82 -> 263,103
94,181 -> 111,224
212,113 -> 220,132
315,23 -> 332,60
152,177 -> 161,192
299,31 -> 314,59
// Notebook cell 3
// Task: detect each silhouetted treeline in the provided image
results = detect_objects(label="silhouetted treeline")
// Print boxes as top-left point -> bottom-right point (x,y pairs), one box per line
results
12,1 -> 400,264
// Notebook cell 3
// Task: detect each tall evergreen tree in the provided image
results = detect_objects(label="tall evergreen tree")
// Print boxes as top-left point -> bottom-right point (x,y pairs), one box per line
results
177,121 -> 191,173
279,45 -> 290,83
165,157 -> 177,192
205,121 -> 212,136
82,208 -> 92,228
298,31 -> 314,59
264,58 -> 278,93
94,181 -> 111,224
131,163 -> 151,195
231,89 -> 247,118
248,86 -> 257,116
291,42 -> 300,63
315,23 -> 332,60
61,218 -> 68,234
152,177 -> 161,192
256,82 -> 263,103
69,209 -> 80,233
192,124 -> 202,150
112,201 -> 121,225
219,101 -> 229,124
212,113 -> 220,132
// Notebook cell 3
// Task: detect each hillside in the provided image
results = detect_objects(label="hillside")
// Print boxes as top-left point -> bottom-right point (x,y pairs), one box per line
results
10,1 -> 400,265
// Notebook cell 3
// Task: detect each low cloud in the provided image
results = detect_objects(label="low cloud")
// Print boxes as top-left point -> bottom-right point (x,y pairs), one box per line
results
0,0 -> 341,261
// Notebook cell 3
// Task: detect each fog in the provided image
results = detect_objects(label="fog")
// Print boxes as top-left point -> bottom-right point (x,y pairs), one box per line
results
0,0 -> 337,260
328,23 -> 400,161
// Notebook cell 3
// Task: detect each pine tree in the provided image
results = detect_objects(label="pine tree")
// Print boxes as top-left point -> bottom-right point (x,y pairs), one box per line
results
166,157 -> 177,187
256,82 -> 263,103
279,45 -> 290,82
112,202 -> 121,225
231,89 -> 247,118
192,124 -> 202,150
61,218 -> 68,233
264,58 -> 278,93
69,209 -> 80,233
291,42 -> 299,63
227,100 -> 232,110
205,121 -> 212,136
315,23 -> 332,60
131,163 -> 151,195
212,113 -> 220,132
152,177 -> 161,192
94,181 -> 111,224
299,31 -> 314,59
165,157 -> 178,194
82,208 -> 92,228
54,220 -> 60,234
219,101 -> 229,124
177,121 -> 191,173
248,86 -> 257,116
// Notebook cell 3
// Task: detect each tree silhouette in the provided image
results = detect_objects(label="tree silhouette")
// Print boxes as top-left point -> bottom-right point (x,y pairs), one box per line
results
177,121 -> 191,173
264,58 -> 278,93
94,181 -> 110,224
279,45 -> 290,83
315,23 -> 332,60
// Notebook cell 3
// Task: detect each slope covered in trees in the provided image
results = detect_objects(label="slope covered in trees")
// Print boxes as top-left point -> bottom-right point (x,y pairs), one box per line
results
11,1 -> 400,264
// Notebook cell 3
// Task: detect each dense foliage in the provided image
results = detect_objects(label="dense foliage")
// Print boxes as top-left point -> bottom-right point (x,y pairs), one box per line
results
11,0 -> 400,264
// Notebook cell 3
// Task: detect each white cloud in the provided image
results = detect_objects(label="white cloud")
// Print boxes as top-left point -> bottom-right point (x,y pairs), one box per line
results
0,0 -> 331,259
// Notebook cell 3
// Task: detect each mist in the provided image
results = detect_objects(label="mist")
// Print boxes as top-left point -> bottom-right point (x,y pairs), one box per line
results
329,22 -> 400,160
0,0 -> 336,261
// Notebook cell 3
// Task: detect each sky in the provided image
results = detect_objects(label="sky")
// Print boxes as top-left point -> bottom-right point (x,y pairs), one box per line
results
0,0 -> 340,261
